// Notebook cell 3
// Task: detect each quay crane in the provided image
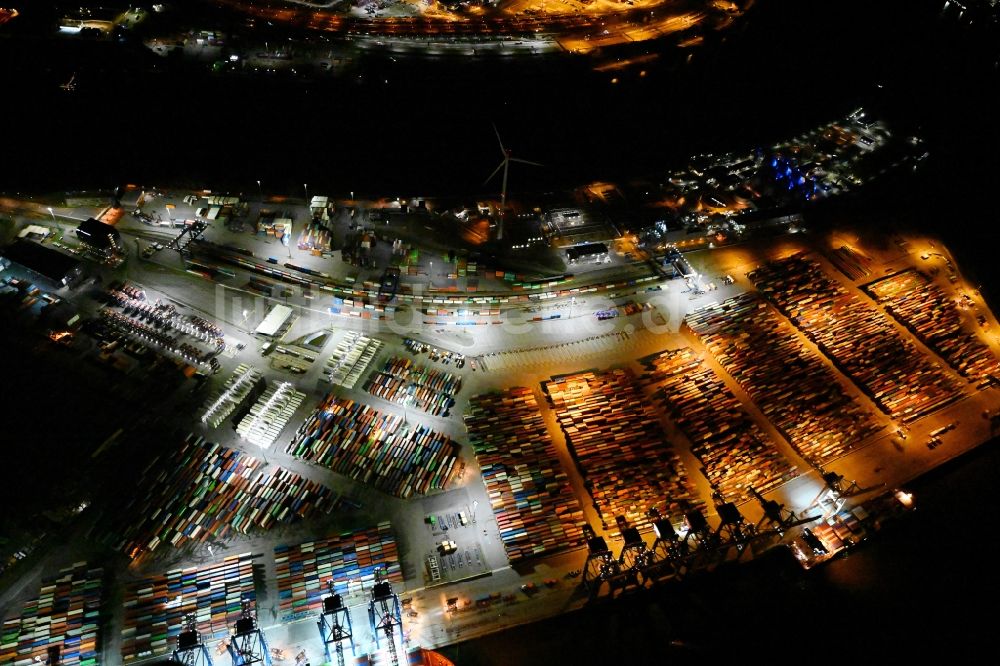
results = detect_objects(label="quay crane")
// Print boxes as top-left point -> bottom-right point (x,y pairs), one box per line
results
368,568 -> 403,666
811,469 -> 883,518
614,515 -> 655,589
713,501 -> 757,556
749,487 -> 819,535
581,524 -> 620,597
171,614 -> 215,666
647,507 -> 689,578
317,583 -> 355,666
682,507 -> 715,550
226,599 -> 271,666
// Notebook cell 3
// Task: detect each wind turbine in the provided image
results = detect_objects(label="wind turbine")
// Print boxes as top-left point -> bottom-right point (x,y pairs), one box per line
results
483,124 -> 542,241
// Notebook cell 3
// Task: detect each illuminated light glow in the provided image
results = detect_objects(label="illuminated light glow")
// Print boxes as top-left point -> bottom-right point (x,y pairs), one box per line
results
894,489 -> 915,508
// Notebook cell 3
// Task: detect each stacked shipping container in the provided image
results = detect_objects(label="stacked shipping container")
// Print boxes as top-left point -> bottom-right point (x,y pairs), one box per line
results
642,347 -> 798,501
868,270 -> 1000,383
543,369 -> 699,533
0,563 -> 102,666
465,387 -> 586,562
685,293 -> 881,464
287,395 -> 459,498
200,364 -> 262,428
235,381 -> 305,448
749,254 -> 963,421
274,523 -> 402,620
113,434 -> 338,560
365,357 -> 461,417
120,554 -> 255,662
324,332 -> 383,389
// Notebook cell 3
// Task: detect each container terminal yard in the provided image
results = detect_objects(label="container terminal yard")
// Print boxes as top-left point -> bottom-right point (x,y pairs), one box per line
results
2,162 -> 999,666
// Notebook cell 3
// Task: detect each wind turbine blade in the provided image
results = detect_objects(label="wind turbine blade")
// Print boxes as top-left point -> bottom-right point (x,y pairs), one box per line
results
492,123 -> 506,155
509,158 -> 543,167
483,160 -> 506,185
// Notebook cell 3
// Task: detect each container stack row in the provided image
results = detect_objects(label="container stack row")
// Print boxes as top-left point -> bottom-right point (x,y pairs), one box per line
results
286,394 -> 460,498
642,347 -> 798,501
234,467 -> 340,533
464,387 -> 586,562
868,270 -> 1000,383
324,332 -> 383,389
113,434 -> 337,560
0,563 -> 102,666
685,293 -> 881,465
119,553 -> 255,662
543,369 -> 699,533
236,381 -> 306,448
826,245 -> 872,281
200,363 -> 263,428
297,223 -> 332,252
748,254 -> 963,421
274,523 -> 402,620
365,357 -> 461,417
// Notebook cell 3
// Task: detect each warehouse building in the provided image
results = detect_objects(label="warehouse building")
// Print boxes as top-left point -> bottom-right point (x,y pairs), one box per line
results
1,240 -> 82,287
75,217 -> 123,257
255,304 -> 294,338
566,242 -> 610,265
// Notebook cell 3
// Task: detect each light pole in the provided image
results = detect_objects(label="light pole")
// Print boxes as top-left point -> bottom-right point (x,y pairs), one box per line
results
47,207 -> 56,223
472,500 -> 478,524
256,179 -> 263,202
350,190 -> 354,201
304,182 -> 309,204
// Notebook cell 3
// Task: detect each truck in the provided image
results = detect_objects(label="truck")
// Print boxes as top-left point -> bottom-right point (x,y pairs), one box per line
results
378,267 -> 400,303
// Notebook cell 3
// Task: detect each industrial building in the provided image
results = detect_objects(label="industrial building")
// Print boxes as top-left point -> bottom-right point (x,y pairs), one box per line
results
75,217 -> 123,257
565,242 -> 610,265
1,240 -> 82,287
255,304 -> 294,338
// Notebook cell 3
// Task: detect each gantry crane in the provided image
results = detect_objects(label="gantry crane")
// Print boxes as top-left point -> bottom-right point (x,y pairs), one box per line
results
226,599 -> 271,666
647,508 -> 688,578
581,524 -> 620,597
368,568 -> 403,666
167,220 -> 208,257
172,614 -> 215,666
749,487 -> 818,536
682,508 -> 714,550
714,501 -> 757,557
318,584 -> 355,666
614,516 -> 654,588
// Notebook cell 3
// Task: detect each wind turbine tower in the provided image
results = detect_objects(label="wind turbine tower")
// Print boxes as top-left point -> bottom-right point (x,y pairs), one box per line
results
484,124 -> 542,241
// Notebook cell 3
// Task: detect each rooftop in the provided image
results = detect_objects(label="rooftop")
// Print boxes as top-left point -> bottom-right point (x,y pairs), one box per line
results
1,240 -> 82,285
